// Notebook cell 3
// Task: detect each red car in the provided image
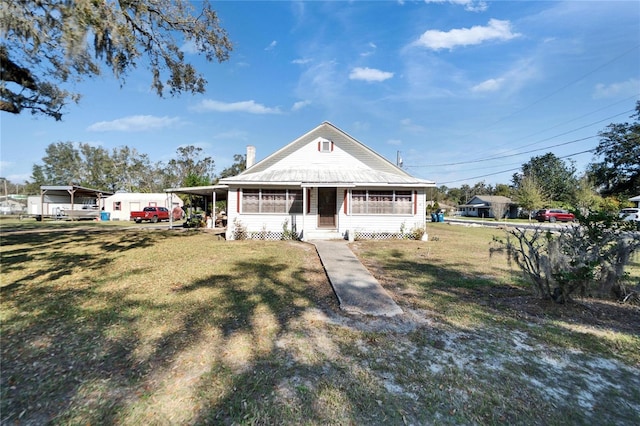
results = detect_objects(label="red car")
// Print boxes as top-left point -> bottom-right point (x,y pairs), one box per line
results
130,206 -> 170,223
535,209 -> 575,223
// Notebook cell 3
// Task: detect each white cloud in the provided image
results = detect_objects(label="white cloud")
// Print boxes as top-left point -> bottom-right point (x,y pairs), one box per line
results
213,130 -> 249,141
87,115 -> 181,132
413,19 -> 520,50
471,77 -> 505,93
360,42 -> 378,57
292,58 -> 312,65
3,172 -> 31,183
191,99 -> 282,114
349,67 -> 394,82
424,0 -> 488,13
401,118 -> 426,133
181,40 -> 198,54
265,40 -> 277,51
593,79 -> 640,99
387,139 -> 402,146
292,100 -> 312,111
468,58 -> 537,97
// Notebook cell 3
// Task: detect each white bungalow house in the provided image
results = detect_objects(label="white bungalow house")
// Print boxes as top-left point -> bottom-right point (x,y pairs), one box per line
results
458,195 -> 518,219
219,122 -> 436,241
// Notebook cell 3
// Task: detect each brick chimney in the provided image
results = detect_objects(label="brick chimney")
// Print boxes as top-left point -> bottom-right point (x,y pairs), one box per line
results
246,145 -> 256,168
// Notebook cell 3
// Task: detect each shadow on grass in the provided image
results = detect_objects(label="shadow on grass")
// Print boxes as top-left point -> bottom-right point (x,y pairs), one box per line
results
2,230 -> 400,424
358,242 -> 640,357
0,229 -> 169,289
2,230 -> 638,425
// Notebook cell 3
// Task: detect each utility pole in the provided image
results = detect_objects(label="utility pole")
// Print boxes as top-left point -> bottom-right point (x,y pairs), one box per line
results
396,151 -> 403,168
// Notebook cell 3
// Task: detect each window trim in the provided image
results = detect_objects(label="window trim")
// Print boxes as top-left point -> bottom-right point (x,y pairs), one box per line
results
241,188 -> 303,214
350,189 -> 414,215
317,139 -> 334,153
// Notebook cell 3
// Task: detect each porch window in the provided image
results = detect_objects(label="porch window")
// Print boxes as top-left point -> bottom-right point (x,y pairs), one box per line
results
351,190 -> 413,215
287,190 -> 303,213
262,190 -> 286,213
352,191 -> 367,214
241,189 -> 303,214
369,191 -> 393,214
395,191 -> 412,214
243,189 -> 260,213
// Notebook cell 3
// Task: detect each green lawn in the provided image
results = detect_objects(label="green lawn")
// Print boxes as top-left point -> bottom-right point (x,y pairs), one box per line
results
1,222 -> 639,425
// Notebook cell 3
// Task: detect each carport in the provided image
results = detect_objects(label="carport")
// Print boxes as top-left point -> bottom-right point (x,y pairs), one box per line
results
33,185 -> 113,220
164,185 -> 228,229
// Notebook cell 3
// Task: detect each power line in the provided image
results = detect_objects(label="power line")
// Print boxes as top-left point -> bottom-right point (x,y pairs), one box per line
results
452,44 -> 640,138
406,135 -> 597,168
495,94 -> 639,151
437,149 -> 595,185
405,109 -> 632,168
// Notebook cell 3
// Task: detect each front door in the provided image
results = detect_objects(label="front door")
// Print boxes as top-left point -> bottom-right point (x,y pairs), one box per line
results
317,188 -> 336,228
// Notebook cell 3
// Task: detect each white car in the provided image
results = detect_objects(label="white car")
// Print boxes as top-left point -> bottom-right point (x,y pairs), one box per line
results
619,208 -> 640,222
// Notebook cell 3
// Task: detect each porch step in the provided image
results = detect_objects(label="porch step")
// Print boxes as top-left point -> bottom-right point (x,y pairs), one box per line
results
304,229 -> 344,241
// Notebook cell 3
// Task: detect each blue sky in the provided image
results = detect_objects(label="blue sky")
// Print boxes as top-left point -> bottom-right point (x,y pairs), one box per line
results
1,0 -> 639,188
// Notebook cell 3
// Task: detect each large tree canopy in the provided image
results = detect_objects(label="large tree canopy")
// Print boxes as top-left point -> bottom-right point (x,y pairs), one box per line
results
166,145 -> 215,188
1,0 -> 232,120
588,101 -> 640,199
514,175 -> 545,220
217,153 -> 246,180
512,153 -> 577,206
30,142 -> 163,192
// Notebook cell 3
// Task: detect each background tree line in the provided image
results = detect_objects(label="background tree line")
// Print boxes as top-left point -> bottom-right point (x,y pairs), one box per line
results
18,143 -> 245,195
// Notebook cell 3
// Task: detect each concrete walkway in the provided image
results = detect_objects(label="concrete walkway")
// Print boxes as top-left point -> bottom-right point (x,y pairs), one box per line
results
312,240 -> 403,317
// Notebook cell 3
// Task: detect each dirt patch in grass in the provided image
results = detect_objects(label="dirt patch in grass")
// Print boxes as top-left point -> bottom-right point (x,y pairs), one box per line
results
474,284 -> 640,337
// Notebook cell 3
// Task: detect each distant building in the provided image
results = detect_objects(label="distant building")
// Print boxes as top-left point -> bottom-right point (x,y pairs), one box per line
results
0,195 -> 26,215
458,195 -> 518,219
103,193 -> 183,221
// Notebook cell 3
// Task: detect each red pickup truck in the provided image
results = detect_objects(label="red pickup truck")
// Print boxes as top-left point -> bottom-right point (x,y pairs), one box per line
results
130,206 -> 170,223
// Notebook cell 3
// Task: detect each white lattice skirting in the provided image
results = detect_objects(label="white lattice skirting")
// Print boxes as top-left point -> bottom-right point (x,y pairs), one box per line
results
354,231 -> 420,240
232,230 -> 424,241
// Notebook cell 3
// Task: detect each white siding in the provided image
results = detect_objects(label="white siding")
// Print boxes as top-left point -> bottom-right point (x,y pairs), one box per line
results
264,136 -> 372,174
27,195 -> 99,216
226,187 -> 427,239
104,193 -> 182,221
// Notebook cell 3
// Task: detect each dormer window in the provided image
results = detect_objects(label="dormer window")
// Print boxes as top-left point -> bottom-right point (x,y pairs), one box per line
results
317,138 -> 334,153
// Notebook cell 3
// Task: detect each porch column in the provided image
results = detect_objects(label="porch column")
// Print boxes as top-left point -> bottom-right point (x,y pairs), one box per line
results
302,187 -> 308,237
67,188 -> 76,220
168,192 -> 173,228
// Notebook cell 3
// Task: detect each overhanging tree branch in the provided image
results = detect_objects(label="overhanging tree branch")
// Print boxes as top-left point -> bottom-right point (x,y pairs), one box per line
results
1,0 -> 232,120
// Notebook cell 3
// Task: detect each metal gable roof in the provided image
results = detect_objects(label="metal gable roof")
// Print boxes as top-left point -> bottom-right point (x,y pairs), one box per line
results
220,122 -> 435,187
40,185 -> 113,197
220,168 -> 432,186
